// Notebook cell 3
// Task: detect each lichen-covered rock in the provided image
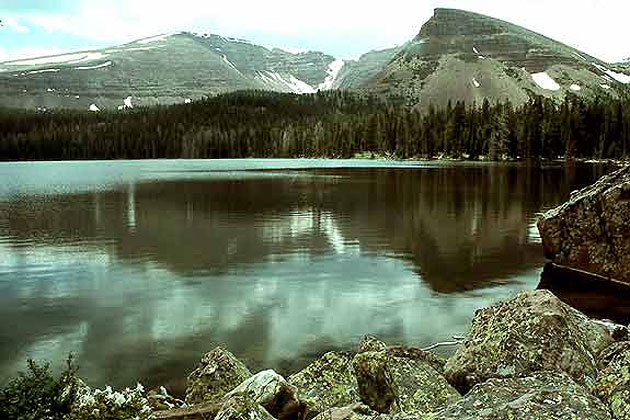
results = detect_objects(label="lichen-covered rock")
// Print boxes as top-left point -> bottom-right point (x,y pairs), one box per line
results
288,351 -> 360,419
358,335 -> 388,353
353,349 -> 460,416
443,290 -> 613,393
214,395 -> 275,420
311,403 -> 379,420
594,342 -> 630,419
185,347 -> 252,405
434,371 -> 612,419
224,369 -> 302,420
386,346 -> 447,375
538,165 -> 630,283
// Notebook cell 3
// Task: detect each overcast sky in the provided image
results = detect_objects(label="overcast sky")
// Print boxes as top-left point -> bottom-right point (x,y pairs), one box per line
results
1,0 -> 628,63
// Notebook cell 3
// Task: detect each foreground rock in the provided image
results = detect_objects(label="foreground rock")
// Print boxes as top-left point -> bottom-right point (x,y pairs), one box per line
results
443,290 -> 613,392
353,348 -> 459,415
224,369 -> 302,420
538,165 -> 630,283
215,395 -> 275,420
288,351 -> 360,419
594,341 -> 630,419
185,347 -> 252,405
311,403 -> 378,420
435,371 -> 612,419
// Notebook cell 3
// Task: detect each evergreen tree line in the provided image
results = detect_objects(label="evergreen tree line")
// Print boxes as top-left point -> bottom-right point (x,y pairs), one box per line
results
1,89 -> 629,161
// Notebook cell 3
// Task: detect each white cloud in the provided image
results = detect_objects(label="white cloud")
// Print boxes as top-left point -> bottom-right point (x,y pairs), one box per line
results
5,0 -> 630,62
4,17 -> 30,33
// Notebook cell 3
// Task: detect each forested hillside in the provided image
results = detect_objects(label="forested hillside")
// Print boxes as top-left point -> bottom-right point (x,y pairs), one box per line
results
1,89 -> 629,161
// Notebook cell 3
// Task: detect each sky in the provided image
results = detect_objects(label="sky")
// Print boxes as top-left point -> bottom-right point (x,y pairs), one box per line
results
1,0 -> 628,63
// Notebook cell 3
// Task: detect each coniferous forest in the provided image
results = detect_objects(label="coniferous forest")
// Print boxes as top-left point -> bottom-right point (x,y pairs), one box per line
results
1,89 -> 629,161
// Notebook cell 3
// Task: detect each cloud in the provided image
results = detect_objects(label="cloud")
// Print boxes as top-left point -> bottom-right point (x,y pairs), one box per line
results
5,0 -> 630,62
3,17 -> 30,33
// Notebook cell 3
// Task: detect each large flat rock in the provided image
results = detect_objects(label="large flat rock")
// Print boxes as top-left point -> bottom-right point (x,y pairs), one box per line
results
538,165 -> 630,283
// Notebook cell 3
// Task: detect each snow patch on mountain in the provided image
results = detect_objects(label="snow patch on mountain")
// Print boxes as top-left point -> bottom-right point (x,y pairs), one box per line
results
27,68 -> 60,74
532,72 -> 560,91
592,63 -> 630,84
89,104 -> 100,112
601,84 -> 611,90
570,84 -> 581,91
318,59 -> 345,90
75,61 -> 112,70
124,96 -> 133,108
124,46 -> 165,52
221,55 -> 241,74
137,33 -> 177,45
6,52 -> 106,66
257,71 -> 315,94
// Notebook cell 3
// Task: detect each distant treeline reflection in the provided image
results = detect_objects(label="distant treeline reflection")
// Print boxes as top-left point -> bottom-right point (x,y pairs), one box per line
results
1,89 -> 629,160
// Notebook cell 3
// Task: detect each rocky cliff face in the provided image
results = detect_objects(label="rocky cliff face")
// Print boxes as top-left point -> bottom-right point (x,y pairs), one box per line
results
366,8 -> 630,106
538,166 -> 630,284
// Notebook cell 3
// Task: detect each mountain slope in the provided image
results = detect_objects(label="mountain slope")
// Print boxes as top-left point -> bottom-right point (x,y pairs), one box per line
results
366,8 -> 630,106
0,33 -> 338,110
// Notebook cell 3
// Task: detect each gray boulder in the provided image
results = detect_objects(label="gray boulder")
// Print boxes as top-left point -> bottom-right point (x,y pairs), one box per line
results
593,342 -> 630,419
352,348 -> 460,416
224,369 -> 302,420
443,290 -> 613,393
538,165 -> 630,283
288,351 -> 360,419
215,395 -> 275,420
435,371 -> 612,419
311,403 -> 378,420
185,347 -> 252,405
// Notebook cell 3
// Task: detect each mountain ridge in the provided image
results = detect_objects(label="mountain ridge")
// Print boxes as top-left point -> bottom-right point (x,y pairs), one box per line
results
1,9 -> 629,110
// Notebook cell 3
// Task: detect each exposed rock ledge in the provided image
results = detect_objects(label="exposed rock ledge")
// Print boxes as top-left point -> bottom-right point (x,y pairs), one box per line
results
538,165 -> 630,283
155,290 -> 630,420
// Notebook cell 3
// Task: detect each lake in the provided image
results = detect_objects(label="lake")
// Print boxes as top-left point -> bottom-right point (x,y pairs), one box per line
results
0,159 -> 613,394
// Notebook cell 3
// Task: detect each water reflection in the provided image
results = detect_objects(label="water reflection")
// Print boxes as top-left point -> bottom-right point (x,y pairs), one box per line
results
0,162 -> 612,393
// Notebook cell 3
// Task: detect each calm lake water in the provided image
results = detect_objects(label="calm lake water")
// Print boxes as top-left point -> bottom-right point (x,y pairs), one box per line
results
0,159 -> 613,393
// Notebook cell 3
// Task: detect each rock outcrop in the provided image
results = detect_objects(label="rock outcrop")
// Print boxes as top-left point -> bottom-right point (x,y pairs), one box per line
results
287,351 -> 360,419
538,166 -> 630,283
311,403 -> 378,420
594,341 -> 630,419
443,290 -> 613,393
214,395 -> 275,420
353,347 -> 459,415
185,347 -> 252,405
436,371 -> 612,419
224,370 -> 302,420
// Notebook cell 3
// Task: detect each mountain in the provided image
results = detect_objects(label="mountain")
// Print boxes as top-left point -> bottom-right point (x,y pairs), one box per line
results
1,9 -> 629,111
0,32 -> 347,110
364,8 -> 630,106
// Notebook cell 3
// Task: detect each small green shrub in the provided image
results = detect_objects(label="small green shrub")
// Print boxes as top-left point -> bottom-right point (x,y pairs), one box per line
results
0,356 -> 154,420
0,356 -> 79,420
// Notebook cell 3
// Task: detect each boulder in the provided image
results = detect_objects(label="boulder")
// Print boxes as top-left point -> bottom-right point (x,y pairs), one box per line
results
435,371 -> 612,419
311,403 -> 378,420
224,369 -> 302,420
185,347 -> 252,405
288,351 -> 360,419
593,342 -> 630,419
214,395 -> 275,420
537,165 -> 630,283
443,290 -> 613,393
352,348 -> 460,416
358,335 -> 387,353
